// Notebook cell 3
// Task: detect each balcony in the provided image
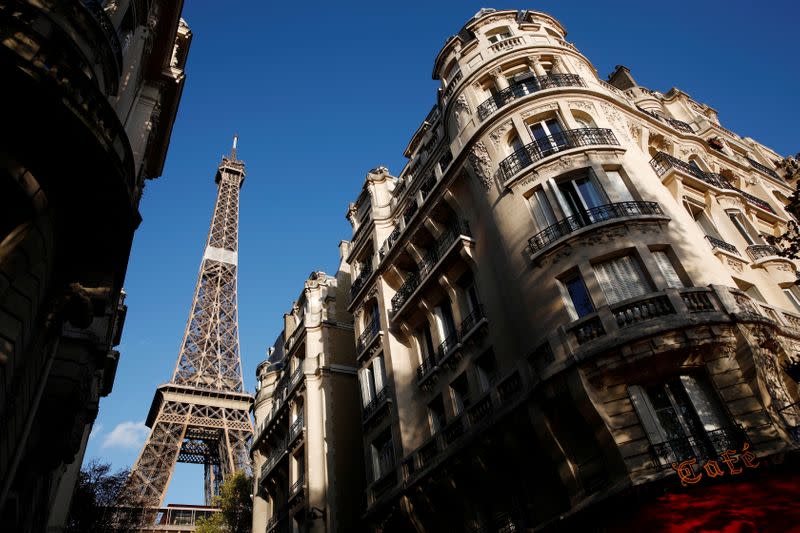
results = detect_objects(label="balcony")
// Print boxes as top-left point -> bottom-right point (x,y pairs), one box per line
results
379,226 -> 401,260
477,74 -> 585,120
705,235 -> 740,256
253,366 -> 304,446
561,287 -> 724,356
350,263 -> 374,303
498,128 -> 619,183
650,425 -> 749,469
391,221 -> 472,315
362,387 -> 391,423
527,201 -> 664,256
488,35 -> 525,54
650,152 -> 776,214
416,306 -> 487,387
1,1 -> 136,199
260,436 -> 289,482
356,316 -> 381,357
401,370 -> 527,489
748,158 -> 781,180
289,416 -> 304,445
746,244 -> 781,262
289,473 -> 305,499
635,106 -> 694,134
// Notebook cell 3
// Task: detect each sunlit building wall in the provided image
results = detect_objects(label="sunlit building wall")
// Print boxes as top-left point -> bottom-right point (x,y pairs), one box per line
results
344,8 -> 798,531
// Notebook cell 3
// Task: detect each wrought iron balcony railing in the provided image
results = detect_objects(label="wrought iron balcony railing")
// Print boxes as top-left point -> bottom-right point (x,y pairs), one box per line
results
459,305 -> 486,336
362,386 -> 391,422
527,201 -> 663,255
477,74 -> 585,120
635,106 -> 694,133
391,220 -> 472,313
416,354 -> 438,383
81,0 -> 122,68
746,244 -> 781,261
705,235 -> 740,256
391,272 -> 421,314
401,371 -> 525,489
748,157 -> 780,180
289,416 -> 304,443
436,330 -> 460,361
650,425 -> 748,469
650,152 -> 776,214
379,226 -> 401,260
498,128 -> 619,183
416,306 -> 486,384
290,474 -> 304,496
350,263 -> 373,302
356,316 -> 380,355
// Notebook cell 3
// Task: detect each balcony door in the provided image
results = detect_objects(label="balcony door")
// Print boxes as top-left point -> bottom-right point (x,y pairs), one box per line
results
629,375 -> 730,465
530,118 -> 564,156
551,174 -> 606,227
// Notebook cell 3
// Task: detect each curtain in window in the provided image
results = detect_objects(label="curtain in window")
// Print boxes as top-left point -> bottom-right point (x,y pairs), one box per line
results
372,356 -> 385,394
652,250 -> 684,289
593,255 -> 650,304
358,368 -> 373,407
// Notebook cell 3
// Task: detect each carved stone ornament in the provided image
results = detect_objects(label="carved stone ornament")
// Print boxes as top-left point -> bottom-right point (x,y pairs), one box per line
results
679,145 -> 701,158
576,226 -> 628,247
600,102 -> 631,142
468,141 -> 493,190
454,94 -> 472,130
569,100 -> 595,114
628,120 -> 642,143
489,120 -> 513,147
726,258 -> 744,273
521,102 -> 559,119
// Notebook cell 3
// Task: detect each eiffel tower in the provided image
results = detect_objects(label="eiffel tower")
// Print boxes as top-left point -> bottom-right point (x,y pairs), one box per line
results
123,138 -> 253,508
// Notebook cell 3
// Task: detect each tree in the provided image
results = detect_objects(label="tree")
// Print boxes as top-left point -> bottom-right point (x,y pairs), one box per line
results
66,460 -> 130,533
766,153 -> 800,261
196,470 -> 253,533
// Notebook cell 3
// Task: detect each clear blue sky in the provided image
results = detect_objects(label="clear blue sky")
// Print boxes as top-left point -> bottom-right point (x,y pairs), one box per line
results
83,1 -> 800,505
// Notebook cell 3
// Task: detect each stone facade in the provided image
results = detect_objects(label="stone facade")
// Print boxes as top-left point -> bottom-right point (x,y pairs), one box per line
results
251,246 -> 366,533
342,8 -> 799,532
0,1 -> 191,531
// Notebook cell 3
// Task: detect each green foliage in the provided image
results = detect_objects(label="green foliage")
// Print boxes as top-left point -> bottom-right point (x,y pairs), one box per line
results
196,470 -> 253,533
66,460 -> 130,533
766,153 -> 800,266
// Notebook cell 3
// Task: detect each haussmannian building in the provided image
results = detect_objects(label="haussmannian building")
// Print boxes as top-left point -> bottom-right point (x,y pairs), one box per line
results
0,1 -> 191,531
251,251 -> 367,533
341,8 -> 800,532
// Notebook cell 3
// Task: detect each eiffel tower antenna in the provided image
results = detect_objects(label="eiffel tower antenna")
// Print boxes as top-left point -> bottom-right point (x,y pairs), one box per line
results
122,139 -> 253,508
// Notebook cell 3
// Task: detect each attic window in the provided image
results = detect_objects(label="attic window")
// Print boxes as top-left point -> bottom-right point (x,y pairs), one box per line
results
486,27 -> 512,43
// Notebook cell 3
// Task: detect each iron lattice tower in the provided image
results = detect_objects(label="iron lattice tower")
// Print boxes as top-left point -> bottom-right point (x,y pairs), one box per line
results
123,139 -> 253,507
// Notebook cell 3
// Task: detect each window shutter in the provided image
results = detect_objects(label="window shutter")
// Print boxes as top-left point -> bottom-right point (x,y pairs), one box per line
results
628,385 -> 667,444
594,255 -> 649,304
373,356 -> 385,393
604,170 -> 634,202
652,251 -> 684,289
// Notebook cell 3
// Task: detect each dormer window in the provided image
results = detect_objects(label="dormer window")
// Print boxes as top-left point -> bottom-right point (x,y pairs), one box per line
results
486,27 -> 512,43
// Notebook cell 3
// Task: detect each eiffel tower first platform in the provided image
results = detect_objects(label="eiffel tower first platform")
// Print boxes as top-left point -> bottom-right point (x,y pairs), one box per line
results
123,138 -> 254,508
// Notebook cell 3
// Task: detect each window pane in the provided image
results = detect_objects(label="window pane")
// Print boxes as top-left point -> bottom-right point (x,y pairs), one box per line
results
728,212 -> 755,245
575,176 -> 604,210
564,275 -> 594,318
